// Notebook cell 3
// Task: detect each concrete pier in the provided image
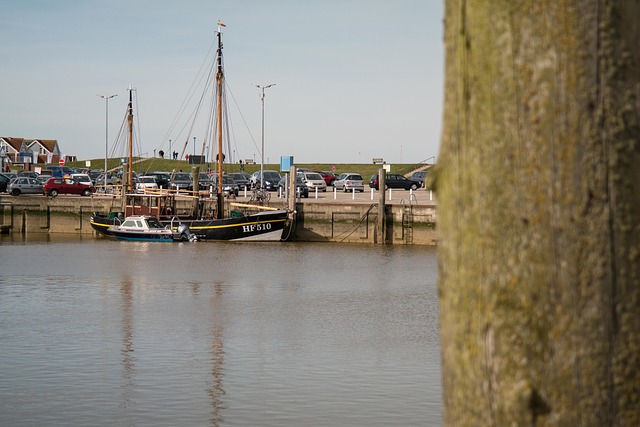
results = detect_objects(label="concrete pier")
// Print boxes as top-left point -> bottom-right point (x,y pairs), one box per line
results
0,190 -> 438,245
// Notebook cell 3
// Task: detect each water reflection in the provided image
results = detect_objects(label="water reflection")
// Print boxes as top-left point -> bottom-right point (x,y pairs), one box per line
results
0,240 -> 441,426
120,277 -> 135,409
208,282 -> 227,426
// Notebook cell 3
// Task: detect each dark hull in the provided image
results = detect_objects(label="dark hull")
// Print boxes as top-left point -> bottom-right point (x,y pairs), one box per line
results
110,230 -> 178,242
91,210 -> 289,241
90,214 -> 122,236
171,210 -> 289,241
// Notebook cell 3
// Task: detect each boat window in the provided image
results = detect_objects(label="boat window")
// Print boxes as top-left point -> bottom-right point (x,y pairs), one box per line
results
122,220 -> 136,227
135,220 -> 144,228
147,218 -> 163,228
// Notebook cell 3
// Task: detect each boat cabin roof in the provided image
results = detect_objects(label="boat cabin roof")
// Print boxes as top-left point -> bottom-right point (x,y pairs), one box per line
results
120,215 -> 165,229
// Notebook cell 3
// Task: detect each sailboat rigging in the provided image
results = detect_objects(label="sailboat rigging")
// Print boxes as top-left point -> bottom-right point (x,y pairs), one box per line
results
90,21 -> 292,242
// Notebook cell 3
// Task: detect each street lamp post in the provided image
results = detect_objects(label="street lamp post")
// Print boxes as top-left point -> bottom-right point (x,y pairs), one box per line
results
98,94 -> 118,184
254,83 -> 275,189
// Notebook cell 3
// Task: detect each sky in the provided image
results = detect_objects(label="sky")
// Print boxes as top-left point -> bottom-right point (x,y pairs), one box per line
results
1,0 -> 443,165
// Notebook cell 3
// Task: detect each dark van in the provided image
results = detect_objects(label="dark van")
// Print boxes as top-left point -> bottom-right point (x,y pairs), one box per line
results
46,166 -> 74,177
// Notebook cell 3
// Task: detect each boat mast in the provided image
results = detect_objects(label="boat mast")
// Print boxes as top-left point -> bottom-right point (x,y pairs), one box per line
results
127,84 -> 134,193
216,21 -> 224,218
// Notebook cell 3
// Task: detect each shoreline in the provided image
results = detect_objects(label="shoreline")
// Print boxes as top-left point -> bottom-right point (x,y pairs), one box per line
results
0,188 -> 438,245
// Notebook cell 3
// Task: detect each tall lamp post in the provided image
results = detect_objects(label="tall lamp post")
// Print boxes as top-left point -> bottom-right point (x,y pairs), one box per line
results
98,94 -> 118,183
254,83 -> 275,189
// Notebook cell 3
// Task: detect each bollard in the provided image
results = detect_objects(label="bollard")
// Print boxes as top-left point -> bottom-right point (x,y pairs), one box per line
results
333,186 -> 337,200
315,187 -> 318,199
389,188 -> 392,201
371,188 -> 374,201
429,190 -> 433,201
352,187 -> 355,200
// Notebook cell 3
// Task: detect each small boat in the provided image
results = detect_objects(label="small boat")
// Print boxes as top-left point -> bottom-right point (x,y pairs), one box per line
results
108,215 -> 196,242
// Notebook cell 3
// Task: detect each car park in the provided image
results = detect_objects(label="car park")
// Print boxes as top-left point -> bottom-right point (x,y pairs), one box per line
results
368,173 -> 421,191
333,173 -> 365,192
209,173 -> 239,196
8,177 -> 43,196
43,177 -> 96,197
298,171 -> 327,192
277,175 -> 309,198
227,172 -> 251,190
250,170 -> 281,191
136,176 -> 159,193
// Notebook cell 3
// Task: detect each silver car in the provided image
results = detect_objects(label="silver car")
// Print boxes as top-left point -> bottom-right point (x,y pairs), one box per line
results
334,173 -> 365,192
299,171 -> 327,192
8,177 -> 43,196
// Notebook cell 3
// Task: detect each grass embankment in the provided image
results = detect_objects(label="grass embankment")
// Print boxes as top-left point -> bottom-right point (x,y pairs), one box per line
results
62,158 -> 431,180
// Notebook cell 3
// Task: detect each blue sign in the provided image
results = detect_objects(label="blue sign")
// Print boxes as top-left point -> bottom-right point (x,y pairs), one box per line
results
280,156 -> 294,173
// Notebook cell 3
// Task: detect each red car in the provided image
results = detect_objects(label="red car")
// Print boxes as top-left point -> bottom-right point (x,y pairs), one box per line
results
43,177 -> 96,197
319,171 -> 337,186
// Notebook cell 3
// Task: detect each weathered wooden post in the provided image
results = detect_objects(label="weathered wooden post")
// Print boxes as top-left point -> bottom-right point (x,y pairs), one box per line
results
436,1 -> 640,425
376,169 -> 386,244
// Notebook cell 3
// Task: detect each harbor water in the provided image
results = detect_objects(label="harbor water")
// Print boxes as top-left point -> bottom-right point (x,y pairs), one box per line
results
0,236 -> 442,426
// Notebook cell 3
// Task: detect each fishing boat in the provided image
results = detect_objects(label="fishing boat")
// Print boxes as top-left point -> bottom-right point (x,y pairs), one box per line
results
108,215 -> 196,242
91,21 -> 291,241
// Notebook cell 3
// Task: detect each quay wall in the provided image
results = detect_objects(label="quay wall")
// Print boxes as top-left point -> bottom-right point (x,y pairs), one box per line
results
0,195 -> 438,245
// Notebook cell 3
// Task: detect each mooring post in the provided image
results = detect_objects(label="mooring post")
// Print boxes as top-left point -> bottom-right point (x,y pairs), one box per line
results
376,169 -> 386,244
288,165 -> 296,213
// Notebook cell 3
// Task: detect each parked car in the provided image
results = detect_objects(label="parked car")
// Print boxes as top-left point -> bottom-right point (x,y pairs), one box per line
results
136,176 -> 159,193
70,173 -> 93,186
298,171 -> 327,192
8,177 -> 43,196
277,175 -> 309,198
369,173 -> 421,191
89,170 -> 102,184
43,177 -> 96,197
143,171 -> 171,189
334,173 -> 365,192
197,173 -> 210,190
95,173 -> 117,186
0,173 -> 11,193
410,171 -> 428,188
116,170 -> 138,185
209,173 -> 239,196
17,171 -> 40,179
3,172 -> 18,183
227,172 -> 251,190
250,170 -> 281,191
320,171 -> 337,186
46,165 -> 74,177
169,172 -> 194,191
36,175 -> 51,185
